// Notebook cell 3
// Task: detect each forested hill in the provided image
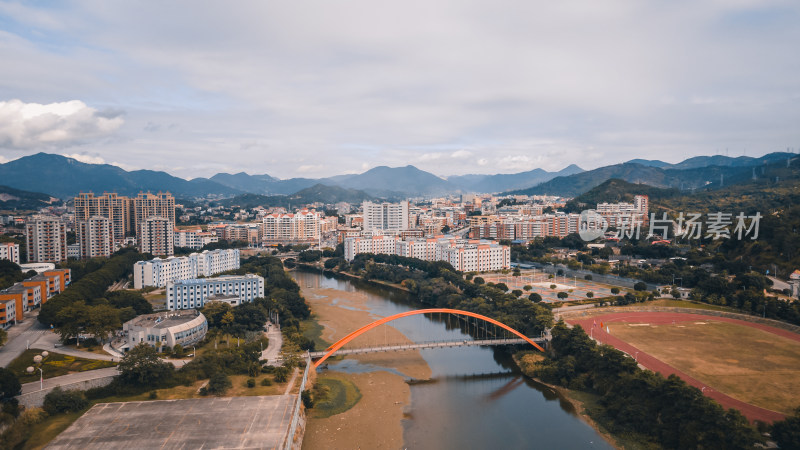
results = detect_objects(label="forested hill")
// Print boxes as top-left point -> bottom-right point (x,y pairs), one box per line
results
0,184 -> 61,211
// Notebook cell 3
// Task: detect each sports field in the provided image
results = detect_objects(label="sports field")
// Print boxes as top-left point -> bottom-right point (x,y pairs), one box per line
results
568,312 -> 800,422
482,271 -> 615,302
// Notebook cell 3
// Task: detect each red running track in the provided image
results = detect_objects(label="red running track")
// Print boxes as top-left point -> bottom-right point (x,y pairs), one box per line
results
567,312 -> 799,423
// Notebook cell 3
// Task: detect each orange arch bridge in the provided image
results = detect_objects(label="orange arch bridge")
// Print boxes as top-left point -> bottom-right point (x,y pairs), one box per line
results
312,308 -> 545,368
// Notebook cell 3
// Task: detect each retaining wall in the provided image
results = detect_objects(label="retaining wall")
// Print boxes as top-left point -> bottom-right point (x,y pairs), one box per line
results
16,374 -> 116,409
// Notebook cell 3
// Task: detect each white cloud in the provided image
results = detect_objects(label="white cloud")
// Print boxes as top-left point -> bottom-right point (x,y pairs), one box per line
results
297,164 -> 324,174
450,150 -> 472,158
62,153 -> 106,164
0,100 -> 124,149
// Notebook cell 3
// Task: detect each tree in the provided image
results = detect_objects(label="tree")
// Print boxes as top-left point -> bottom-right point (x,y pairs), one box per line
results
55,300 -> 90,343
523,285 -> 532,292
473,277 -> 484,285
633,281 -> 647,291
495,283 -> 509,292
441,224 -> 451,233
610,287 -> 620,295
584,274 -> 593,281
557,292 -> 568,300
671,288 -> 682,299
86,304 -> 121,343
118,343 -> 175,385
512,289 -> 523,297
207,371 -> 232,395
586,292 -> 594,299
772,408 -> 800,449
43,387 -> 88,415
0,367 -> 21,400
202,302 -> 233,329
529,293 -> 542,303
0,328 -> 7,347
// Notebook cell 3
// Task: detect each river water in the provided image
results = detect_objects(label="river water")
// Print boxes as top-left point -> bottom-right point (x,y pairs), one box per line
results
293,270 -> 611,449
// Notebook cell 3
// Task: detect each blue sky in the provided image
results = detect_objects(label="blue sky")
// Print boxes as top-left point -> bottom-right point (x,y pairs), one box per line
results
0,0 -> 799,179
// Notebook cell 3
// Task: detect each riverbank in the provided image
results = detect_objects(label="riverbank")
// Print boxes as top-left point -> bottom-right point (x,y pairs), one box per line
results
298,280 -> 432,449
513,353 -> 620,449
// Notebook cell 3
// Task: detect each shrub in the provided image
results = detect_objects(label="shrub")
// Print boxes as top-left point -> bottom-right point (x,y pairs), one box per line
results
273,366 -> 289,383
149,391 -> 158,399
207,372 -> 231,395
43,387 -> 88,415
584,274 -> 593,280
301,389 -> 314,408
246,378 -> 256,388
260,378 -> 272,386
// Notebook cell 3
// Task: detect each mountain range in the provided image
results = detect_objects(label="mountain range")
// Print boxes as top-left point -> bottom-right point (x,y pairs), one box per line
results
0,151 -> 795,201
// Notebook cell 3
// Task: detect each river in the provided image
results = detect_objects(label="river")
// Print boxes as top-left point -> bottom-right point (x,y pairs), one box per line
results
293,269 -> 611,449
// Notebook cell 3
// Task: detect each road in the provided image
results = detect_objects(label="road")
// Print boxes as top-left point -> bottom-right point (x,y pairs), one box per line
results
261,322 -> 283,365
20,366 -> 121,395
0,311 -> 49,367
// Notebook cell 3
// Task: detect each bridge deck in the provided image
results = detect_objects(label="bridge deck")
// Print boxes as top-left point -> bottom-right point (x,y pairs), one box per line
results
309,337 -> 544,358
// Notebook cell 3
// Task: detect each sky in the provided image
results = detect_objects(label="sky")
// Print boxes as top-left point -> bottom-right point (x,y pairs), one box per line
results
0,0 -> 799,180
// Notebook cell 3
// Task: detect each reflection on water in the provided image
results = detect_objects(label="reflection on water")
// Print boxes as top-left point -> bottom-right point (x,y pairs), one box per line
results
294,270 -> 611,449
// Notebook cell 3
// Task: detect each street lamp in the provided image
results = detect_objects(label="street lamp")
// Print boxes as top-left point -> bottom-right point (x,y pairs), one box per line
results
26,366 -> 43,391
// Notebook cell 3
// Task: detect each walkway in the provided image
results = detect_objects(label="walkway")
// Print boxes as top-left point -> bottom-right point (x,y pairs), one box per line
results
0,312 -> 48,367
261,322 -> 283,365
568,312 -> 794,423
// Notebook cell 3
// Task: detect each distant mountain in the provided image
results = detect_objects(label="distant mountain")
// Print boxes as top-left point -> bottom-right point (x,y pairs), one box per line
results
329,165 -> 453,197
0,153 -> 243,199
288,184 -> 373,204
505,162 -> 764,197
208,172 -> 278,194
448,164 -> 584,193
624,152 -> 794,171
214,183 -> 373,209
0,185 -> 62,211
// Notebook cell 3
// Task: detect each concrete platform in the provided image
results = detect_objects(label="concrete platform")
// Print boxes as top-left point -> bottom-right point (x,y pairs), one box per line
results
47,395 -> 297,449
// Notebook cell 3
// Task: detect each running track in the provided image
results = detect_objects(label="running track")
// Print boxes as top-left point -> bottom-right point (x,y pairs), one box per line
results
567,312 -> 800,423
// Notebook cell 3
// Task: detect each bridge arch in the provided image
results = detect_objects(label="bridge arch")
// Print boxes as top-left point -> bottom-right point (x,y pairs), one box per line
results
312,308 -> 545,368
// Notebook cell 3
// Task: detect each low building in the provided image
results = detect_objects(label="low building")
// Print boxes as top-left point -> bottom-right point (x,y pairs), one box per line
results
120,310 -> 207,352
166,274 -> 264,311
0,296 -> 18,329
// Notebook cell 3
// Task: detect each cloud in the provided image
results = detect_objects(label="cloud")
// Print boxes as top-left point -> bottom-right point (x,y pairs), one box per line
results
450,150 -> 472,158
62,153 -> 106,164
297,164 -> 324,174
0,100 -> 124,149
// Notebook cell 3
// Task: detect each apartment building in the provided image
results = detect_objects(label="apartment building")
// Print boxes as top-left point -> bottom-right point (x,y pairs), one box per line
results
74,192 -> 133,241
139,216 -> 174,256
174,228 -> 218,250
344,235 -> 510,271
76,216 -> 114,259
261,209 -> 321,244
166,274 -> 265,311
362,201 -> 409,232
133,249 -> 240,289
0,242 -> 20,264
134,192 -> 175,232
25,216 -> 67,263
0,296 -> 18,329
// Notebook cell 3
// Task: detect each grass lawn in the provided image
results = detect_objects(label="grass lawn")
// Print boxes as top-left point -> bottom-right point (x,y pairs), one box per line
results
301,316 -> 330,352
612,320 -> 800,414
311,373 -> 362,418
21,410 -> 86,450
8,349 -> 117,383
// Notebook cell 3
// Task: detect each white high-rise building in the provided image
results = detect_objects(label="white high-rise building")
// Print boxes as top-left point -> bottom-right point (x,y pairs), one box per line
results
133,249 -> 240,289
139,216 -> 174,256
77,216 -> 114,259
362,201 -> 409,232
167,274 -> 264,310
0,242 -> 20,264
25,216 -> 67,263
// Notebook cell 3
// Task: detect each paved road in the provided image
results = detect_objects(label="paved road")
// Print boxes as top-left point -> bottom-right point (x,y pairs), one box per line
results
0,312 -> 49,368
34,332 -> 117,361
20,366 -> 120,395
261,323 -> 283,365
568,312 -> 794,423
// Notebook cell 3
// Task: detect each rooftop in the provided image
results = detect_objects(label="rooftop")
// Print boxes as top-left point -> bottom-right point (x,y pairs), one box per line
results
128,310 -> 201,329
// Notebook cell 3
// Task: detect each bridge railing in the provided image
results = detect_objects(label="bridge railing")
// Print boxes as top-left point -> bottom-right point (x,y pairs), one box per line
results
284,355 -> 311,450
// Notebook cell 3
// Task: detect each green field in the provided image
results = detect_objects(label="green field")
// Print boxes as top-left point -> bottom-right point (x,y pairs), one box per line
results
311,373 -> 362,418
